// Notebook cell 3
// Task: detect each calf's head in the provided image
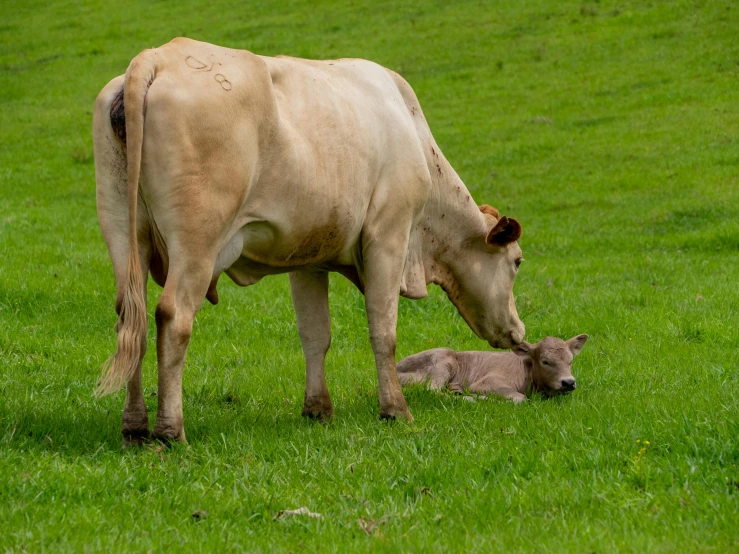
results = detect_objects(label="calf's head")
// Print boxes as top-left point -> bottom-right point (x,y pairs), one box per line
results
440,205 -> 525,349
513,335 -> 589,395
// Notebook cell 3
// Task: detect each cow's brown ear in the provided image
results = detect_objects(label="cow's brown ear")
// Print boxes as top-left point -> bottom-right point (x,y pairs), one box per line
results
479,204 -> 500,219
486,216 -> 522,246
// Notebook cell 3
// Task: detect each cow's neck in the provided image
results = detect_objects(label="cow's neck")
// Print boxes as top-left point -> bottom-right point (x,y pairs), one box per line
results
417,161 -> 487,294
399,148 -> 490,300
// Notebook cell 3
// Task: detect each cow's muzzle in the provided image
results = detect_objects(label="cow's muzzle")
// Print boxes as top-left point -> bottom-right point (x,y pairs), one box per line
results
488,327 -> 525,350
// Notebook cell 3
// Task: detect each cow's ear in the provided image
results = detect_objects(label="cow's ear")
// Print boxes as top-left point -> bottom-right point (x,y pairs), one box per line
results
479,204 -> 500,219
566,334 -> 589,355
512,341 -> 533,357
486,216 -> 522,246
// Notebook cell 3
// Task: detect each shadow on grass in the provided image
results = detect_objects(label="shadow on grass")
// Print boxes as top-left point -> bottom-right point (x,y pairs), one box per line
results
2,390 -> 403,455
2,382 -> 575,458
2,403 -> 123,455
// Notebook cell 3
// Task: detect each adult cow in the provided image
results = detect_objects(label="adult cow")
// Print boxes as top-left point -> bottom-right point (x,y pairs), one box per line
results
94,38 -> 525,444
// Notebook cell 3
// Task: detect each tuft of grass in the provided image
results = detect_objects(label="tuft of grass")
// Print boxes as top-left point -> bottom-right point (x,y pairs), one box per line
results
71,147 -> 93,164
1,0 -> 739,552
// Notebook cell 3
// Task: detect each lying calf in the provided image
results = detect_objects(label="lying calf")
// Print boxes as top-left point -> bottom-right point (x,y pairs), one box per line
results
397,335 -> 588,402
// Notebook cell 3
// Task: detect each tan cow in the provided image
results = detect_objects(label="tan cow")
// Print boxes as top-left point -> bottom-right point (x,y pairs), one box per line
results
398,335 -> 589,401
93,38 -> 526,445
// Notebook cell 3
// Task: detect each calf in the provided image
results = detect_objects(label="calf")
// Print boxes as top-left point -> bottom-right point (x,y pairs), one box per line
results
397,335 -> 588,402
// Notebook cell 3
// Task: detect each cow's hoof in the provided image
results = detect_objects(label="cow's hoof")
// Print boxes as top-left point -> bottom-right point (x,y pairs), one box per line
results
122,428 -> 151,449
122,412 -> 150,449
302,406 -> 334,423
152,426 -> 186,445
379,406 -> 414,422
302,395 -> 334,423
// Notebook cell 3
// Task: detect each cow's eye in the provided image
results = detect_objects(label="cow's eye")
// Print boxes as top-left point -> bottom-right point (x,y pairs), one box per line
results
515,257 -> 523,269
542,360 -> 550,366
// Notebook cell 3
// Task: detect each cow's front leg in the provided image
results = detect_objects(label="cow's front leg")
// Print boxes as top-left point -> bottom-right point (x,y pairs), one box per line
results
289,269 -> 333,421
152,264 -> 212,443
364,241 -> 413,422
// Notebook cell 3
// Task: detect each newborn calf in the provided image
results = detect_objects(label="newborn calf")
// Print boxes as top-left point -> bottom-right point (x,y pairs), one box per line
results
397,335 -> 588,402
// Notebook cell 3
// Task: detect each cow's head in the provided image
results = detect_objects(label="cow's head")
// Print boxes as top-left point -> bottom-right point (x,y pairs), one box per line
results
438,204 -> 525,349
513,334 -> 588,394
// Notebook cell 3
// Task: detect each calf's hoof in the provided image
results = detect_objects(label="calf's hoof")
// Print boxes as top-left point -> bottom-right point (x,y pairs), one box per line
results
302,395 -> 334,423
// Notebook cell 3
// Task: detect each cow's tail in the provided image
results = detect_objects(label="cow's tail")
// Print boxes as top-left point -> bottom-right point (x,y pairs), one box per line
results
96,53 -> 157,397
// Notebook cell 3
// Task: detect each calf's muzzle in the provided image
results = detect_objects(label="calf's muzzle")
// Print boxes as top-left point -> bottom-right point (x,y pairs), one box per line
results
560,378 -> 576,392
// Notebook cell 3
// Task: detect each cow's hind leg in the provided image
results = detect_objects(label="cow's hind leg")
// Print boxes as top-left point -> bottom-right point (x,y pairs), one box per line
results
152,259 -> 214,443
94,76 -> 153,446
119,247 -> 152,446
289,269 -> 333,421
109,242 -> 152,447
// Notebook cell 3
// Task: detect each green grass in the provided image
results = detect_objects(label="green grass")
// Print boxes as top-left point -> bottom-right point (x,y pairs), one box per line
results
2,0 -> 739,551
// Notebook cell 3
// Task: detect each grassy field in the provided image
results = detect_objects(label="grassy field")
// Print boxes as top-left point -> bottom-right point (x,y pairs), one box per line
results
2,0 -> 739,551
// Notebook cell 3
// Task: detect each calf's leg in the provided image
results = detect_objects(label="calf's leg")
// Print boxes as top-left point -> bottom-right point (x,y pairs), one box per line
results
505,391 -> 527,403
469,376 -> 527,403
289,269 -> 333,421
397,349 -> 456,391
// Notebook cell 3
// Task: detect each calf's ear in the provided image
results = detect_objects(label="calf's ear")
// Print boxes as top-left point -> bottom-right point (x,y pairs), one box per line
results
486,216 -> 522,247
512,341 -> 533,357
566,334 -> 589,355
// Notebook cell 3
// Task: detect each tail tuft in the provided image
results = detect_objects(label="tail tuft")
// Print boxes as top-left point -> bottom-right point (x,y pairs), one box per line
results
95,249 -> 147,397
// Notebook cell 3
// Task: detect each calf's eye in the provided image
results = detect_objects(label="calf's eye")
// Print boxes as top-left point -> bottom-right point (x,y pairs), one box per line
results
515,257 -> 523,269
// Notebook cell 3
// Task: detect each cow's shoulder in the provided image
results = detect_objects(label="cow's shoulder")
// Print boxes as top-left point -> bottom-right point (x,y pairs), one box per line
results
382,67 -> 420,103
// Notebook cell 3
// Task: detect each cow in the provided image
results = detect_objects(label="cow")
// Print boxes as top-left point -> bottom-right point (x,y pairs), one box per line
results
93,37 -> 526,445
397,335 -> 589,402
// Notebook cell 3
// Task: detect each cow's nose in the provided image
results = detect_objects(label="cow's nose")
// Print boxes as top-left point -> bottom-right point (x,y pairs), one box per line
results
560,378 -> 576,391
509,325 -> 525,346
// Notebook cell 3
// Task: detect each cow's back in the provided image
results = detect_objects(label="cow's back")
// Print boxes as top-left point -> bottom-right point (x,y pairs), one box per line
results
249,55 -> 430,265
136,38 -> 277,245
138,38 -> 430,270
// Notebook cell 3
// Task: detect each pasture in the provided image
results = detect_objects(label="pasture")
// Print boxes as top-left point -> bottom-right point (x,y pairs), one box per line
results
1,0 -> 739,551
